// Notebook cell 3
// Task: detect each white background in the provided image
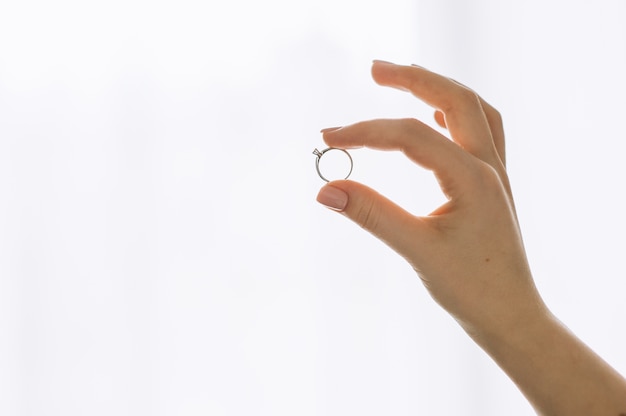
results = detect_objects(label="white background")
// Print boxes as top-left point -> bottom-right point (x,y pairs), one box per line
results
1,1 -> 625,415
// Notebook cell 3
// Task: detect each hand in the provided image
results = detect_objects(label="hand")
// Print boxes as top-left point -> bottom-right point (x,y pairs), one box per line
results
316,60 -> 626,415
317,60 -> 546,336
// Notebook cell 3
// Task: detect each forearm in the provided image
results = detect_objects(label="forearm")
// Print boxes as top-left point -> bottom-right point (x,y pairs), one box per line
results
469,305 -> 626,415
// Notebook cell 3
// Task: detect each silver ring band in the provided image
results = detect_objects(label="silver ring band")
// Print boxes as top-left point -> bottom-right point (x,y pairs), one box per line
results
312,147 -> 353,182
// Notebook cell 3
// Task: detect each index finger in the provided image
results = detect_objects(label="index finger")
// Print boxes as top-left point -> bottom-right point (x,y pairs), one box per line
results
322,118 -> 475,200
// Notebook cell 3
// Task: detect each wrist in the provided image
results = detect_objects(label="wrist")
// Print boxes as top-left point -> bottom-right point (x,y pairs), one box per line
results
460,294 -> 552,355
462,299 -> 626,415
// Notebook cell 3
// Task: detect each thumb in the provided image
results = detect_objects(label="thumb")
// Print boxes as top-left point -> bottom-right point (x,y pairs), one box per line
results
316,180 -> 425,257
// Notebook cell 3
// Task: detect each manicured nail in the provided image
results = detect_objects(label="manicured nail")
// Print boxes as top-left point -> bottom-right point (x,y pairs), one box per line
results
316,185 -> 348,211
320,126 -> 342,133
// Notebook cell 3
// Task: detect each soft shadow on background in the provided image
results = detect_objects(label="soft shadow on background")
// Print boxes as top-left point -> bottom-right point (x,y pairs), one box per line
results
1,1 -> 625,415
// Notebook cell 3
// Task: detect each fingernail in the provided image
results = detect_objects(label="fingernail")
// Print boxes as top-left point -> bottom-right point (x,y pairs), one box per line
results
316,185 -> 348,211
373,59 -> 395,65
320,126 -> 342,133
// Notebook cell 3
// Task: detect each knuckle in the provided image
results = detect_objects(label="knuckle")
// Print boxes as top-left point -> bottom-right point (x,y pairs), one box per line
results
398,117 -> 422,130
469,162 -> 506,195
487,106 -> 504,132
354,199 -> 380,232
398,117 -> 426,139
442,87 -> 481,114
490,107 -> 503,126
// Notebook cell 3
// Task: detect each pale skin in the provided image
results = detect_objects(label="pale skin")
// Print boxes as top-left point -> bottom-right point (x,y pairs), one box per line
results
316,60 -> 626,415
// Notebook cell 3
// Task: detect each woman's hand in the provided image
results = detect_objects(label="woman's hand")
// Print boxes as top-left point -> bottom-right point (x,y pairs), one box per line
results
317,60 -> 545,336
316,60 -> 626,416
